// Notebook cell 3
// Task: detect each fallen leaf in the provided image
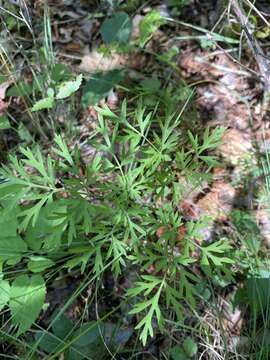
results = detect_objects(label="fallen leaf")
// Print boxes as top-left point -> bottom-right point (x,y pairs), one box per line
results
156,226 -> 167,238
0,79 -> 13,100
131,15 -> 143,41
218,129 -> 253,165
256,209 -> 270,248
79,51 -> 127,73
0,99 -> 9,116
196,181 -> 236,219
179,200 -> 201,221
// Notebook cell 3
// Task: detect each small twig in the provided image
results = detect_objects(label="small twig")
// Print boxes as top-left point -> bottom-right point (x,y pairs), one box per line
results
231,0 -> 270,116
243,0 -> 270,28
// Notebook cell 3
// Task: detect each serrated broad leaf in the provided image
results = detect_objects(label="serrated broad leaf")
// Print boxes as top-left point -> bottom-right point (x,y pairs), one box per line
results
10,274 -> 46,335
0,280 -> 10,311
56,74 -> 82,100
27,256 -> 55,273
82,70 -> 124,107
0,116 -> 10,130
31,96 -> 54,112
0,236 -> 27,262
101,12 -> 132,45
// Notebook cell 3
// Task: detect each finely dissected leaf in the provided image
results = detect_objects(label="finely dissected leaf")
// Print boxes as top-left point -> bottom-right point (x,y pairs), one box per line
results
82,70 -> 124,107
20,146 -> 55,186
65,251 -> 93,274
18,193 -> 53,231
31,96 -> 54,112
56,74 -> 83,100
53,134 -> 74,166
27,256 -> 55,273
10,274 -> 46,335
128,276 -> 165,345
179,270 -> 199,308
0,236 -> 27,262
106,237 -> 127,276
100,12 -> 131,45
201,240 -> 234,268
25,202 -> 66,251
0,280 -> 10,311
139,10 -> 165,47
134,290 -> 163,346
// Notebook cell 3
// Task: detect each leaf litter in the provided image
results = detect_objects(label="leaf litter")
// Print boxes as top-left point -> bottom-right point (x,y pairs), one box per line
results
2,0 -> 270,357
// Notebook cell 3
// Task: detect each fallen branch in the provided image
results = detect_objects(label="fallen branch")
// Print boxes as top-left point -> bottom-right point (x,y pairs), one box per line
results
231,0 -> 270,115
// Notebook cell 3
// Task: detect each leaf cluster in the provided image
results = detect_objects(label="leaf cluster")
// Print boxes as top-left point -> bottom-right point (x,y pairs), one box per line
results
0,100 -> 234,344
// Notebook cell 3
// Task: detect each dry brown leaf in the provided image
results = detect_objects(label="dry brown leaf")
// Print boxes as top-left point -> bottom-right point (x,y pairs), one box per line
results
196,181 -> 236,220
79,51 -> 127,73
0,99 -> 9,116
218,129 -> 253,165
255,209 -> 270,248
0,79 -> 13,100
179,50 -> 211,77
131,14 -> 143,41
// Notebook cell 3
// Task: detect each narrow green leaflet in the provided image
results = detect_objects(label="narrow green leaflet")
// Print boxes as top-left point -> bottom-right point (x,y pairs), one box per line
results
53,134 -> 74,166
10,274 -> 46,335
18,193 -> 53,231
56,74 -> 83,100
200,240 -> 234,278
130,287 -> 163,346
31,96 -> 54,112
20,146 -> 55,186
65,251 -> 93,274
0,280 -> 10,311
201,240 -> 234,267
179,270 -> 199,308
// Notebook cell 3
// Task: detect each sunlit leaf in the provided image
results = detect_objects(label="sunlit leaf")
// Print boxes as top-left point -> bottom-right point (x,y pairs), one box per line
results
10,274 -> 46,335
56,74 -> 83,100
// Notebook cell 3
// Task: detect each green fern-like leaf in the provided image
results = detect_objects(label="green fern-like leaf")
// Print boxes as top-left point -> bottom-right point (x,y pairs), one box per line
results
128,276 -> 165,345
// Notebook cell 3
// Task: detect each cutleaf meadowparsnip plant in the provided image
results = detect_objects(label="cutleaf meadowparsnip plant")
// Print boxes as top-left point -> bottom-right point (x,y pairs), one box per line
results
0,99 -> 234,344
